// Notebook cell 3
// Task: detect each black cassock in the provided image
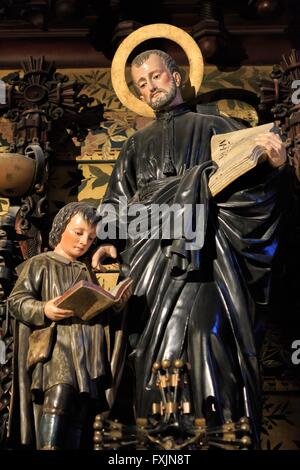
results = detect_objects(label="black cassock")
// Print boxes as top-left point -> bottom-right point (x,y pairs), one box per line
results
99,103 -> 288,445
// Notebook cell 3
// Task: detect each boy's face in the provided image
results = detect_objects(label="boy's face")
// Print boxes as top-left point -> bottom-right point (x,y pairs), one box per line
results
55,214 -> 96,261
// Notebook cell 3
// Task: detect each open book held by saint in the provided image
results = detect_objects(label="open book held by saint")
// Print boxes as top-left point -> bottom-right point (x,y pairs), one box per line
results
209,122 -> 277,196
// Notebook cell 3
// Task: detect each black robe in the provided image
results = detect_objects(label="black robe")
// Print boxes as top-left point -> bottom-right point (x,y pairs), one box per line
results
99,103 -> 288,445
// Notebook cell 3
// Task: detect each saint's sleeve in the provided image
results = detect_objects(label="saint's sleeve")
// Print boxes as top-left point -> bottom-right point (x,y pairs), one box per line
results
214,154 -> 289,306
208,115 -> 290,305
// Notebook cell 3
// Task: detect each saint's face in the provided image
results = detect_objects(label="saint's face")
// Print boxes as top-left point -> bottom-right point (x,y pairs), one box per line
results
131,54 -> 182,111
54,214 -> 96,261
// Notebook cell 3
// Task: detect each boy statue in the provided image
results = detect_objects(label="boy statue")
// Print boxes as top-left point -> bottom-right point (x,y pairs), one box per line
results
8,202 -> 130,449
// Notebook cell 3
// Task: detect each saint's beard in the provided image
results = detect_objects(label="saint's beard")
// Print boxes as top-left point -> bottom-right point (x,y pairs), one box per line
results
149,80 -> 177,111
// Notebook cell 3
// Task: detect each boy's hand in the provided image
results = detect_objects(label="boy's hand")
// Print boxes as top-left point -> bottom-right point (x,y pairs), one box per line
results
92,244 -> 117,272
255,132 -> 287,168
113,284 -> 133,312
44,296 -> 74,321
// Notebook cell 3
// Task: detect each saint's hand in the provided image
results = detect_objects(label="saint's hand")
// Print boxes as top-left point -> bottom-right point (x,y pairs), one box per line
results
44,296 -> 74,321
255,132 -> 287,168
91,244 -> 117,272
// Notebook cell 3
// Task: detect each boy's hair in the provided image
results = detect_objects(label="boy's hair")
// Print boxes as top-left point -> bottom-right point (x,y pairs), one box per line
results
49,202 -> 99,249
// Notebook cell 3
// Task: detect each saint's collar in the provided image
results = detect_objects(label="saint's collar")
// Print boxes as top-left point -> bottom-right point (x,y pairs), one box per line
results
155,102 -> 190,121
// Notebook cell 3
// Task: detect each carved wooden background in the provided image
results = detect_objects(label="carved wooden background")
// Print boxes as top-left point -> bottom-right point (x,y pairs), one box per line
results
0,64 -> 299,449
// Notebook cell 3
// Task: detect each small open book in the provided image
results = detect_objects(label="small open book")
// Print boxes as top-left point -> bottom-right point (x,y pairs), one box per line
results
208,122 -> 275,196
54,277 -> 133,321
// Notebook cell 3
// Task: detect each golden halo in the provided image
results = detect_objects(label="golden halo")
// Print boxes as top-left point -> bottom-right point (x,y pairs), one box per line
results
111,23 -> 204,118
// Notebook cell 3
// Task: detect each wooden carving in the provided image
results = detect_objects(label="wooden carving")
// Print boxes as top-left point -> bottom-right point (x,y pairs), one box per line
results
259,49 -> 300,179
1,56 -> 103,257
